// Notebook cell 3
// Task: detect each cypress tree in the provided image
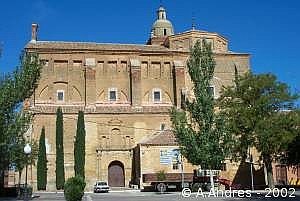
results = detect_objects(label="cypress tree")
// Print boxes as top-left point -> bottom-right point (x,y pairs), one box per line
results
37,126 -> 47,190
56,107 -> 65,189
74,111 -> 86,180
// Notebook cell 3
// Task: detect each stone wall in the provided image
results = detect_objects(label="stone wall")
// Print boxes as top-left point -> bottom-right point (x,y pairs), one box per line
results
25,31 -> 250,191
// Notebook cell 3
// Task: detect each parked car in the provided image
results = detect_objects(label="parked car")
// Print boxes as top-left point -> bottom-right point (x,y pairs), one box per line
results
93,181 -> 110,193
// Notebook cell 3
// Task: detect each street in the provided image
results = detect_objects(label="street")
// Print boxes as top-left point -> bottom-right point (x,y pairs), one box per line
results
1,190 -> 300,201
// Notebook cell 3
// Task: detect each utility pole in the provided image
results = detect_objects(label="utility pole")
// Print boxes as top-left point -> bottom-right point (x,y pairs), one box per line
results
246,148 -> 254,191
250,154 -> 254,191
175,149 -> 185,189
181,153 -> 184,189
96,150 -> 100,181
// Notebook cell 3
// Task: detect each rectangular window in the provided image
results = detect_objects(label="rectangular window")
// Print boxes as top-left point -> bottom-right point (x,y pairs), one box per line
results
172,163 -> 179,170
109,88 -> 117,101
207,86 -> 215,97
160,123 -> 165,131
57,90 -> 64,101
164,29 -> 167,36
153,89 -> 161,102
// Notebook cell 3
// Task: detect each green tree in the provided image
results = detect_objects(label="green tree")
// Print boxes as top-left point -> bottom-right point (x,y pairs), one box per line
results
56,107 -> 65,190
170,41 -> 233,190
286,137 -> 300,166
218,71 -> 299,188
9,112 -> 38,196
74,111 -> 85,180
37,126 -> 47,190
284,110 -> 300,166
0,52 -> 41,192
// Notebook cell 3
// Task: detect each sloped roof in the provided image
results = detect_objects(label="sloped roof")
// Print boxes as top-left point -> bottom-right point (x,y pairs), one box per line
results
139,129 -> 178,146
25,41 -> 175,52
25,40 -> 249,55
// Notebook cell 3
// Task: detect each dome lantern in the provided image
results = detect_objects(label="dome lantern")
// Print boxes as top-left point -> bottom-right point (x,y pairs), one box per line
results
151,6 -> 174,37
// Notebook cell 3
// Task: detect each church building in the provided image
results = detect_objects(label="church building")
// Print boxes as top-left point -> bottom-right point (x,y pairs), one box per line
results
25,6 -> 250,191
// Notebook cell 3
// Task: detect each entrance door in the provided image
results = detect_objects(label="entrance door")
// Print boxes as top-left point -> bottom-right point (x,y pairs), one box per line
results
108,161 -> 125,187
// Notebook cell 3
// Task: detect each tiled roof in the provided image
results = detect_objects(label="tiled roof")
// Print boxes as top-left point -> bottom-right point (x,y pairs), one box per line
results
25,41 -> 249,55
25,41 -> 177,52
140,129 -> 178,146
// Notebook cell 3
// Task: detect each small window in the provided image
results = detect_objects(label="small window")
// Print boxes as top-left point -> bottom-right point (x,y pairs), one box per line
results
57,90 -> 64,101
153,89 -> 161,102
207,86 -> 215,97
164,29 -> 167,36
108,88 -> 117,101
160,123 -> 165,131
172,163 -> 179,170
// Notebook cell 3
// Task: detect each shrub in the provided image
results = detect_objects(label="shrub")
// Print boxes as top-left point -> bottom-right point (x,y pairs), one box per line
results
64,176 -> 86,201
156,170 -> 166,181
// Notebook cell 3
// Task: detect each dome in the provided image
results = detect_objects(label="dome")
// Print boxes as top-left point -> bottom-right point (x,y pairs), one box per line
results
158,6 -> 165,12
152,19 -> 174,36
151,6 -> 174,37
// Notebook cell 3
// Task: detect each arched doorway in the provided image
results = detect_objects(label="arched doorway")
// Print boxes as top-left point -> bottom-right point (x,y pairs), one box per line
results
108,161 -> 125,187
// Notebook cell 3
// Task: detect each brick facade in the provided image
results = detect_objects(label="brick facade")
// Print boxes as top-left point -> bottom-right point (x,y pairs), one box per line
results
23,6 -> 252,191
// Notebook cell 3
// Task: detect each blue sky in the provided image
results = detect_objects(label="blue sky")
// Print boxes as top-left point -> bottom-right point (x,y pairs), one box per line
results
0,0 -> 299,95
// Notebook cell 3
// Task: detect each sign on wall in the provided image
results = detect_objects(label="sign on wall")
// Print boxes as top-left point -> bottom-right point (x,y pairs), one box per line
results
160,149 -> 180,165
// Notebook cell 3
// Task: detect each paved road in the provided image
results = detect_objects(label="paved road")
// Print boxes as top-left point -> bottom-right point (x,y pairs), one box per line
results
1,190 -> 300,201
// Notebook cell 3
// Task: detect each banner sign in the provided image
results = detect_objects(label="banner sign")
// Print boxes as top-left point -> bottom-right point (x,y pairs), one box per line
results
160,149 -> 180,165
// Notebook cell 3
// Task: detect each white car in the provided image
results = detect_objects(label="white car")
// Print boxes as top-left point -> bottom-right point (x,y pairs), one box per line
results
93,181 -> 110,193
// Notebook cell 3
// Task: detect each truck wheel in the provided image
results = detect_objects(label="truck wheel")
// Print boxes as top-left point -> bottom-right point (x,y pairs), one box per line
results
156,183 -> 167,193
